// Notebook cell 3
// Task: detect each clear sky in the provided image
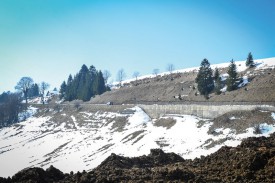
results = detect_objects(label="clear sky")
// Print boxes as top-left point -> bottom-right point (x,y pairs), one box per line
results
0,0 -> 274,93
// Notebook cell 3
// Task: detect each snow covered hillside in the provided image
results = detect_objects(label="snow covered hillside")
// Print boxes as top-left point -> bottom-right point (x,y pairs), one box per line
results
1,106 -> 275,177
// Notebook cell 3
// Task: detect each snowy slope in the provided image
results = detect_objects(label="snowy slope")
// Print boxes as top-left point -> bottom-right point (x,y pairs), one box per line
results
1,106 -> 275,177
113,57 -> 275,86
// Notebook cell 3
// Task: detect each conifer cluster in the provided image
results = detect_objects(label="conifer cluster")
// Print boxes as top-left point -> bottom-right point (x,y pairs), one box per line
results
195,52 -> 253,97
60,65 -> 108,102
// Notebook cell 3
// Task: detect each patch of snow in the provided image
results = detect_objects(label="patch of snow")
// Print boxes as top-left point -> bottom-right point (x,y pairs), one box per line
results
127,106 -> 151,128
71,116 -> 76,122
255,57 -> 275,70
220,73 -> 228,81
271,113 -> 275,120
238,75 -> 249,88
56,99 -> 65,104
229,116 -> 240,120
260,123 -> 275,134
220,86 -> 227,92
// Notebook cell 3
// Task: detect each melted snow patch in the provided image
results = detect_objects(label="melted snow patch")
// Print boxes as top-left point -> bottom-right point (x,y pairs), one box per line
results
238,76 -> 249,88
271,113 -> 275,120
255,57 -> 275,70
260,123 -> 275,134
71,116 -> 76,122
220,73 -> 228,81
127,106 -> 151,128
221,86 -> 227,92
229,116 -> 240,120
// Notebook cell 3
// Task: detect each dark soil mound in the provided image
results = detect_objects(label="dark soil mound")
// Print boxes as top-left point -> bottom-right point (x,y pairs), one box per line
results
0,165 -> 65,183
96,149 -> 184,170
1,134 -> 275,182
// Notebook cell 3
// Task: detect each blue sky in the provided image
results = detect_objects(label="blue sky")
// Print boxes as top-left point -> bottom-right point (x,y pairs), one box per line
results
0,0 -> 274,93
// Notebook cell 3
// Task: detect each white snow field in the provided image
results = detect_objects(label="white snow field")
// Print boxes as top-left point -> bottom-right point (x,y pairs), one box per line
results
0,106 -> 275,177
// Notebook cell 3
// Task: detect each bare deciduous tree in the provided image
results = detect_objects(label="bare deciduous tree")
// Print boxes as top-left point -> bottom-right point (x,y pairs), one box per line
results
167,64 -> 175,74
117,69 -> 126,87
15,77 -> 34,104
40,82 -> 50,104
153,69 -> 159,77
133,71 -> 140,85
103,70 -> 111,84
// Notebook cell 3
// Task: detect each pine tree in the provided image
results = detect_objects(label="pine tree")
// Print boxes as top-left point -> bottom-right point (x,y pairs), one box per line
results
227,59 -> 238,91
214,68 -> 219,81
89,65 -> 97,95
246,52 -> 254,68
67,74 -> 73,85
195,58 -> 214,97
77,65 -> 89,100
82,72 -> 92,101
97,71 -> 106,95
214,68 -> 222,95
59,81 -> 67,99
65,74 -> 74,101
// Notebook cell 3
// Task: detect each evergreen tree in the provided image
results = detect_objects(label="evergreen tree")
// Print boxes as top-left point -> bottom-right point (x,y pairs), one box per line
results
92,71 -> 99,95
227,59 -> 238,91
97,71 -> 106,95
85,71 -> 93,101
89,65 -> 97,95
246,52 -> 254,68
67,74 -> 73,85
59,81 -> 67,99
214,68 -> 219,81
65,74 -> 74,101
77,65 -> 89,100
195,59 -> 214,97
214,68 -> 222,95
